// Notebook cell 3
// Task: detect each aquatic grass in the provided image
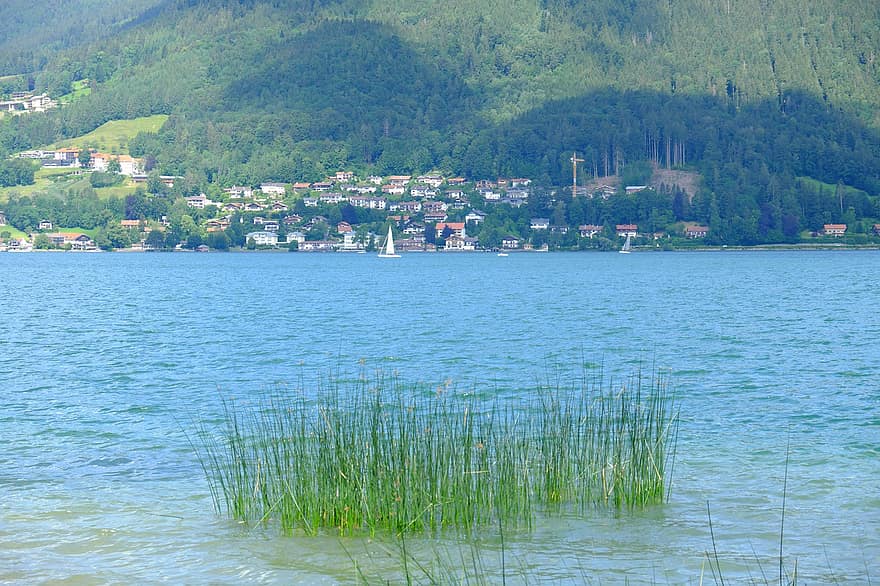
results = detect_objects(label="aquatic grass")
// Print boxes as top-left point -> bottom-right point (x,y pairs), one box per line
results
196,369 -> 678,536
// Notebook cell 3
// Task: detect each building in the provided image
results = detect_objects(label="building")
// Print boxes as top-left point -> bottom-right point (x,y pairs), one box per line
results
246,231 -> 279,246
435,222 -> 465,239
616,224 -> 639,237
260,182 -> 288,196
530,218 -> 550,230
685,225 -> 709,239
822,224 -> 847,237
578,224 -> 603,238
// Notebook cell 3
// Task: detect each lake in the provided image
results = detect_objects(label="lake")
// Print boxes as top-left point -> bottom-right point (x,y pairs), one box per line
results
1,250 -> 878,583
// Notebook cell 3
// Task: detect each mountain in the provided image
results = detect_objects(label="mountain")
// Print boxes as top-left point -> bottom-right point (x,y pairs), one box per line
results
1,0 -> 879,244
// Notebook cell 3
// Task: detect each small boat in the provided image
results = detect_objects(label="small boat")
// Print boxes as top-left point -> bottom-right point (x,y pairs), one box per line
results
377,225 -> 400,258
619,233 -> 632,254
497,252 -> 509,257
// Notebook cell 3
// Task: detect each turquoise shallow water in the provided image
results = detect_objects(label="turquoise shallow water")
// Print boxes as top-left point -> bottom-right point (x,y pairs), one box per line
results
1,250 -> 878,583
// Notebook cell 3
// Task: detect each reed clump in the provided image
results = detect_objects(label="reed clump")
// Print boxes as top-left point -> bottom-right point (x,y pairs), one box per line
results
196,370 -> 678,536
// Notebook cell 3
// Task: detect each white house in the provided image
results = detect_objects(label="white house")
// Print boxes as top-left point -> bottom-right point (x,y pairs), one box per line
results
260,182 -> 287,196
530,218 -> 550,230
246,231 -> 279,246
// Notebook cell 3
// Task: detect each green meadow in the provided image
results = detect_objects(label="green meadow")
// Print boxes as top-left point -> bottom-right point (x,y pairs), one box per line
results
52,114 -> 168,154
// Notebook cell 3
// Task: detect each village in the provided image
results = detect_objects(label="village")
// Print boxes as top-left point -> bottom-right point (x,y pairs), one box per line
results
1,146 -> 874,253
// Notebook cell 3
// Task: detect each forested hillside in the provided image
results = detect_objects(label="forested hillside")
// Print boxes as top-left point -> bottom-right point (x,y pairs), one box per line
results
1,0 -> 879,245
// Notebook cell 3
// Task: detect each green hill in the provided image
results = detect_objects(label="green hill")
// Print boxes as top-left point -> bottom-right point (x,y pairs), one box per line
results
0,0 -> 879,245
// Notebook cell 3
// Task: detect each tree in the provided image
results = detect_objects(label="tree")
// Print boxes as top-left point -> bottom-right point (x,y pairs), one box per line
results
78,149 -> 91,168
145,229 -> 165,249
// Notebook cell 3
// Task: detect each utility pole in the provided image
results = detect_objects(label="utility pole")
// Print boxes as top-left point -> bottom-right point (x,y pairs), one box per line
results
570,151 -> 584,197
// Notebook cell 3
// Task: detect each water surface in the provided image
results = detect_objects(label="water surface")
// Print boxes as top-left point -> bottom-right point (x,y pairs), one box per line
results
1,250 -> 878,583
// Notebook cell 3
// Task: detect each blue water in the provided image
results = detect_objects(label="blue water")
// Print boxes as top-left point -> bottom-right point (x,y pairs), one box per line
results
1,250 -> 878,583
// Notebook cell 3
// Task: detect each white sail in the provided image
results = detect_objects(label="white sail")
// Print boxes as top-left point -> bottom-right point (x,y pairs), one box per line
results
378,226 -> 400,257
619,233 -> 632,254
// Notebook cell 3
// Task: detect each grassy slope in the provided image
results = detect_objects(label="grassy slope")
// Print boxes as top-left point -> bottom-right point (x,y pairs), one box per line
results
58,80 -> 92,106
52,114 -> 168,153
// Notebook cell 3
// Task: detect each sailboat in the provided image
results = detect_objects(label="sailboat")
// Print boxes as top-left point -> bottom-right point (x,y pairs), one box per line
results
377,225 -> 400,258
619,233 -> 632,254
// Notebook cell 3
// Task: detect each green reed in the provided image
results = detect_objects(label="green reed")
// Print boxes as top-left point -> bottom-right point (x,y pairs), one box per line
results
196,370 -> 678,536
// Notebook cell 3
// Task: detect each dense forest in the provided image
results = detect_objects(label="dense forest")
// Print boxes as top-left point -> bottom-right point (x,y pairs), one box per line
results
1,0 -> 879,246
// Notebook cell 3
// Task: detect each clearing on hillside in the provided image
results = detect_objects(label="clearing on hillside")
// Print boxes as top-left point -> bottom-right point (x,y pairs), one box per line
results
52,115 -> 168,154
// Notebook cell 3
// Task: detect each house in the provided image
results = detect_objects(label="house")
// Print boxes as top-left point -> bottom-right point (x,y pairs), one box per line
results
87,153 -> 142,175
271,201 -> 289,212
299,240 -> 336,252
593,184 -> 617,199
873,224 -> 880,236
223,202 -> 244,212
287,231 -> 306,244
334,171 -> 355,183
530,218 -> 550,230
444,235 -> 479,251
46,232 -> 94,249
423,211 -> 448,223
283,215 -> 303,225
246,231 -> 279,246
339,231 -> 363,251
382,184 -> 406,196
367,175 -> 384,185
186,194 -> 215,209
337,221 -> 353,233
578,224 -> 603,238
263,221 -> 280,233
685,225 -> 709,239
205,220 -> 224,233
388,175 -> 412,185
465,210 -> 486,225
501,235 -> 521,249
319,192 -> 347,205
348,196 -> 386,210
506,188 -> 529,202
625,185 -> 649,194
396,238 -> 430,252
445,188 -> 466,200
53,147 -> 80,164
260,182 -> 287,196
422,200 -> 447,213
244,202 -> 265,212
121,219 -> 142,230
311,181 -> 333,192
303,197 -> 319,207
616,224 -> 639,237
478,187 -> 499,201
403,221 -> 425,236
410,185 -> 432,198
447,177 -> 467,185
435,222 -> 465,239
416,174 -> 444,188
509,178 -> 532,187
397,201 -> 423,213
39,220 -> 53,230
224,186 -> 253,199
292,182 -> 312,191
823,224 -> 847,237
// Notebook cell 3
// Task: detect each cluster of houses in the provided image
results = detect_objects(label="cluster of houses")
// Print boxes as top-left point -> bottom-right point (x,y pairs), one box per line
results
0,92 -> 57,115
5,162 -> 880,252
183,174 -> 541,252
19,146 -> 144,176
